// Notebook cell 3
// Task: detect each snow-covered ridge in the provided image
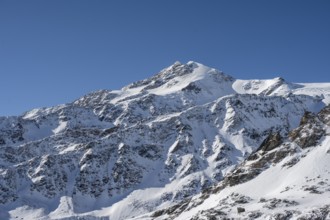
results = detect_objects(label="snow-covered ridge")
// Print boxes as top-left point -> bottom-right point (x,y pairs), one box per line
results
0,61 -> 330,220
75,61 -> 330,107
233,77 -> 330,103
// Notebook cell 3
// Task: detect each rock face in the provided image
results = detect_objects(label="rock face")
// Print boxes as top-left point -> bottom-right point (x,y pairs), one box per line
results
258,132 -> 283,152
151,103 -> 330,220
0,61 -> 330,220
289,111 -> 326,148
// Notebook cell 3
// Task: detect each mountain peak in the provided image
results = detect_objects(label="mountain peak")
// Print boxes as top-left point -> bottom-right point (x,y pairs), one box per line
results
133,61 -> 231,87
119,61 -> 236,105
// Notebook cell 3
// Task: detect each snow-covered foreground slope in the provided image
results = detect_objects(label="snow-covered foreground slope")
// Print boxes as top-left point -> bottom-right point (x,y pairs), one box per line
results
0,61 -> 330,220
148,105 -> 330,220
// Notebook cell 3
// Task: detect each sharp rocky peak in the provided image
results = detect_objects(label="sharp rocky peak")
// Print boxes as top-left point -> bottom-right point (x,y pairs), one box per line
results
126,61 -> 234,90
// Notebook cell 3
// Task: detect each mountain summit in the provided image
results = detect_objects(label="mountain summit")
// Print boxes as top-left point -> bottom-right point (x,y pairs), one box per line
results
1,62 -> 330,219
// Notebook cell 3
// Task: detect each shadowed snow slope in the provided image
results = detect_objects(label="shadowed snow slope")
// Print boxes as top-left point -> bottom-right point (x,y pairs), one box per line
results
0,61 -> 330,220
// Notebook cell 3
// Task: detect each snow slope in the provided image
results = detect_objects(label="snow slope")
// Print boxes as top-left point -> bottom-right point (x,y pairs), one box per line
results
149,106 -> 330,219
173,137 -> 330,219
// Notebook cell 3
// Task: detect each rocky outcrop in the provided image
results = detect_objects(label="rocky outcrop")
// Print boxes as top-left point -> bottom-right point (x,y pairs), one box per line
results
257,132 -> 283,152
289,110 -> 326,148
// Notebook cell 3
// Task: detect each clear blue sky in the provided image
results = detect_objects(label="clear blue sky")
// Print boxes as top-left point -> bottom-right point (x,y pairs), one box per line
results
0,0 -> 329,116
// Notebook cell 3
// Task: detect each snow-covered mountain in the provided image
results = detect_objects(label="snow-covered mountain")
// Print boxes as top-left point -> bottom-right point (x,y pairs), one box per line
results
0,61 -> 330,220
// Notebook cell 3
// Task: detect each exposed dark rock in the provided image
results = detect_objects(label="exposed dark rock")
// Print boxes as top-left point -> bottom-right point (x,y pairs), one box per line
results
224,169 -> 261,186
300,111 -> 317,126
182,82 -> 202,93
191,208 -> 228,220
282,157 -> 300,168
271,211 -> 294,220
246,153 -> 259,161
230,193 -> 252,204
248,211 -> 262,219
297,205 -> 330,220
318,105 -> 330,125
263,198 -> 299,209
257,132 -> 283,153
303,186 -> 322,194
289,111 -> 325,148
237,207 -> 245,213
